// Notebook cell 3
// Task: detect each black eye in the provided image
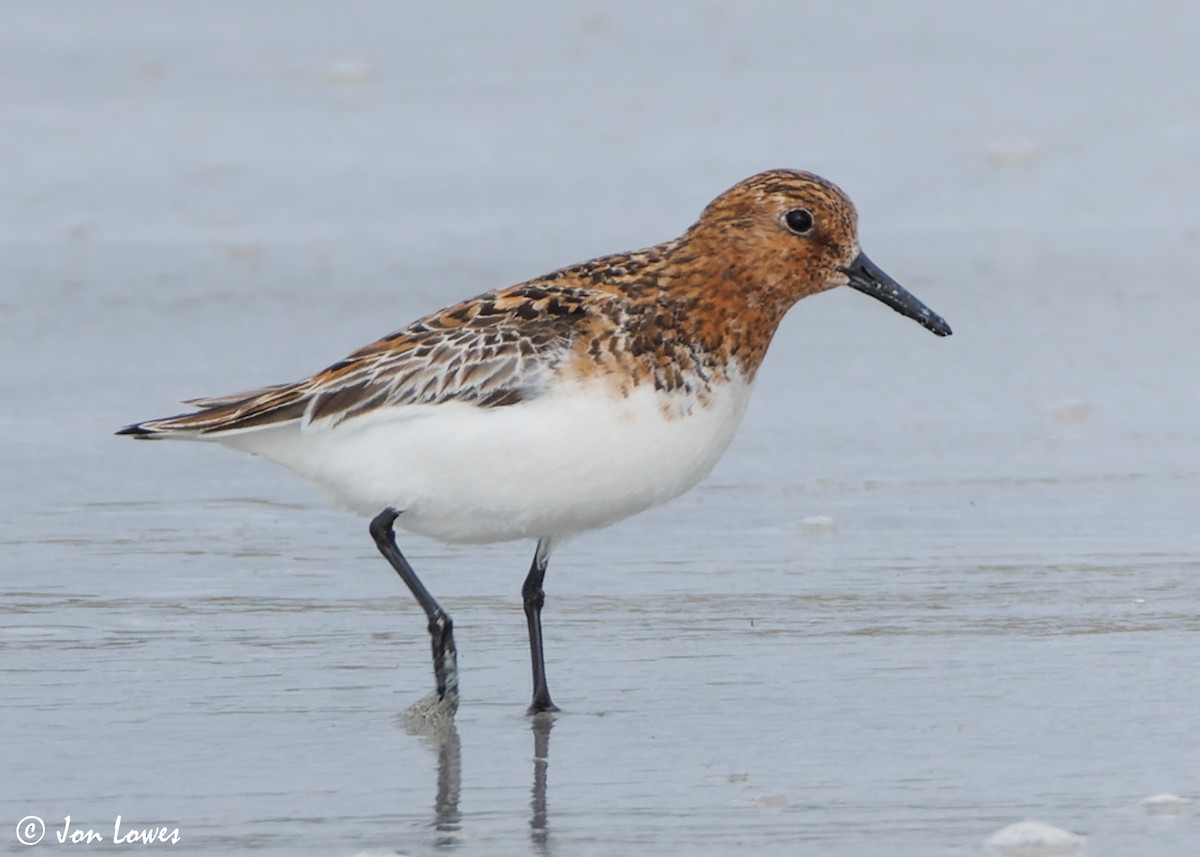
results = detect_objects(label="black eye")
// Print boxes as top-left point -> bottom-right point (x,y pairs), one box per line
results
784,208 -> 814,235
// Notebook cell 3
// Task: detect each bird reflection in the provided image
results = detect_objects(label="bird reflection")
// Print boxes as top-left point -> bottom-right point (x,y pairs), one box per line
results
529,713 -> 555,856
399,708 -> 555,855
432,722 -> 462,845
399,702 -> 462,849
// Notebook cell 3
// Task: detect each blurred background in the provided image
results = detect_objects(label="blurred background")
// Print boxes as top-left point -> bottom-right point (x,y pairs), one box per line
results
2,2 -> 1197,856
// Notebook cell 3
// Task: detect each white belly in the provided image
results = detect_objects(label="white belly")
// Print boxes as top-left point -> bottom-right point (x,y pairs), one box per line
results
220,373 -> 753,543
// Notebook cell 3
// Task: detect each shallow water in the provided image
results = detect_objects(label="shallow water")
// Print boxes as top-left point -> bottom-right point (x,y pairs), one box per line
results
3,2 -> 1199,855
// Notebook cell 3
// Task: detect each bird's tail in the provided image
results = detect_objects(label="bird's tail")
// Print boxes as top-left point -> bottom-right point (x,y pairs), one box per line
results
116,383 -> 309,439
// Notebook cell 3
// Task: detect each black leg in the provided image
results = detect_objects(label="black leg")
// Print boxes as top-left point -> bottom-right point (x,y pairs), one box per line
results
523,538 -> 559,715
370,508 -> 457,702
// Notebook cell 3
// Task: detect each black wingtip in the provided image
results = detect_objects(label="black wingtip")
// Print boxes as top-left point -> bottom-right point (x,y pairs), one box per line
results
116,423 -> 155,438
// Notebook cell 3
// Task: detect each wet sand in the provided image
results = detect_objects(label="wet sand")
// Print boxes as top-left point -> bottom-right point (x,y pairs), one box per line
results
3,2 -> 1198,855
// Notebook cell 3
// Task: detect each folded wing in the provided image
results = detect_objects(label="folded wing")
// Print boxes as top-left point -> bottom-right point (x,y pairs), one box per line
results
117,284 -> 601,439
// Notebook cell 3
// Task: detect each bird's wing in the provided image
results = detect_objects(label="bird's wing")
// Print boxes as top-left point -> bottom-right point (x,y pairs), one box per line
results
181,384 -> 294,409
119,284 -> 606,438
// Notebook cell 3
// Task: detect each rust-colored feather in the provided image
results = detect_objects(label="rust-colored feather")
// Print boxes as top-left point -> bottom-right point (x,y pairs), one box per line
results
118,169 -> 904,440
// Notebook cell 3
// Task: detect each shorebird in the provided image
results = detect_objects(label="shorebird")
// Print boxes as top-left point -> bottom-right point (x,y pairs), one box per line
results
118,169 -> 951,714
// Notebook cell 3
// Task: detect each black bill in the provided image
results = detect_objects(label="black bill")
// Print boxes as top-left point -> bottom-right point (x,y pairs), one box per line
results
840,251 -> 952,337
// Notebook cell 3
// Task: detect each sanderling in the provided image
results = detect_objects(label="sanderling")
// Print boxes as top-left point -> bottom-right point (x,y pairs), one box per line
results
118,169 -> 951,714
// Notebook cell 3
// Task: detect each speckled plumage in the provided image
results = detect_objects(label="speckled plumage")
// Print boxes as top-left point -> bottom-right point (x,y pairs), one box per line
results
118,169 -> 951,712
121,170 -> 918,442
